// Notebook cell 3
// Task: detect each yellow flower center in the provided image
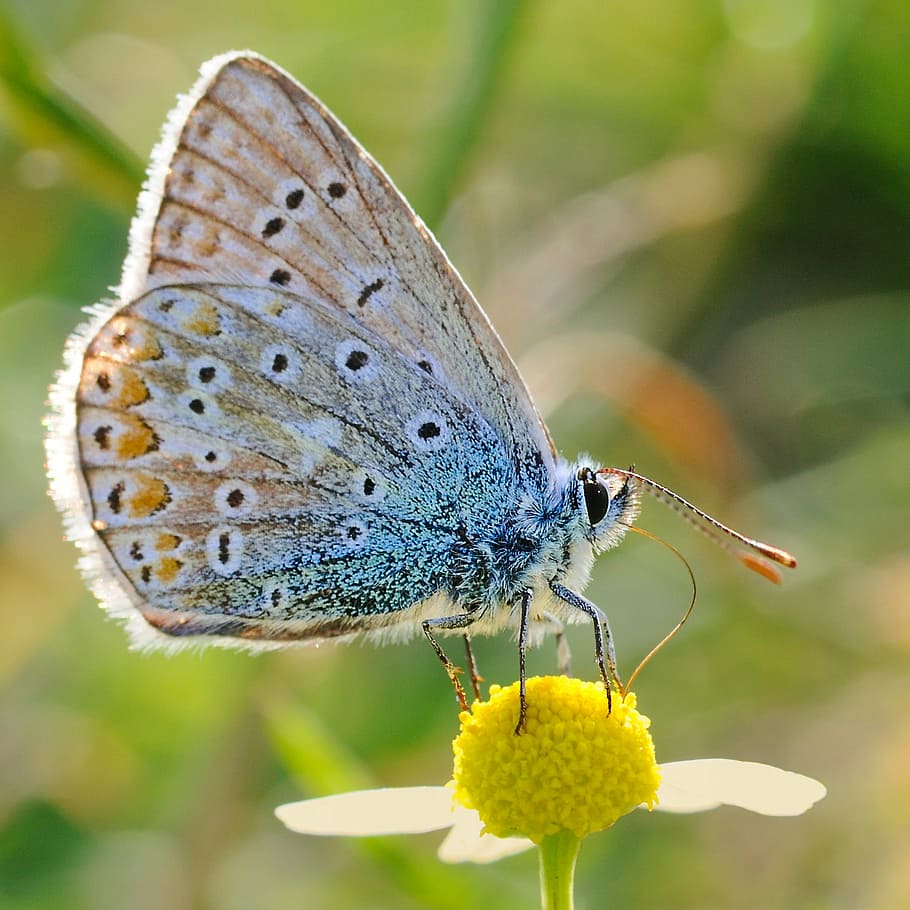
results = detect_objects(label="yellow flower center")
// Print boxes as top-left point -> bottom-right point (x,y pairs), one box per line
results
450,676 -> 661,843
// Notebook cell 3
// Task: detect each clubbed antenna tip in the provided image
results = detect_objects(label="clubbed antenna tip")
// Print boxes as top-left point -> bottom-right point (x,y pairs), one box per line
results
597,467 -> 797,583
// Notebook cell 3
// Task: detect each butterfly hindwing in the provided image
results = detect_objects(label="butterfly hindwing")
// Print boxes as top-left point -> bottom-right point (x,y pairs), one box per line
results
73,280 -> 519,640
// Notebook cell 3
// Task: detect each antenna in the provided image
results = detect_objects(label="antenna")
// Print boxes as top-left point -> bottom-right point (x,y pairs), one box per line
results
598,467 -> 797,583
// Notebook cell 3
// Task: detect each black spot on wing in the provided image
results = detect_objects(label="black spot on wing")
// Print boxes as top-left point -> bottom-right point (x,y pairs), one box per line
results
357,278 -> 384,307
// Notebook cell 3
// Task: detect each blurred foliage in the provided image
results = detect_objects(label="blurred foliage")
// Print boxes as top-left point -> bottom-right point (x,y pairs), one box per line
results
1,0 -> 909,908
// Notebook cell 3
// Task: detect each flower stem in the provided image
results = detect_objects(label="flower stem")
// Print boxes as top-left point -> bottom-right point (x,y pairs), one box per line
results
538,830 -> 580,910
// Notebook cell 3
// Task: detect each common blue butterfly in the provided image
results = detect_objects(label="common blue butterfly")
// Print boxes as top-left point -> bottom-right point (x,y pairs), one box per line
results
46,53 -> 796,725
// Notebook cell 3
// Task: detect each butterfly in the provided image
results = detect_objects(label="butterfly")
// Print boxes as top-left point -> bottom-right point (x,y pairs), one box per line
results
46,52 -> 796,727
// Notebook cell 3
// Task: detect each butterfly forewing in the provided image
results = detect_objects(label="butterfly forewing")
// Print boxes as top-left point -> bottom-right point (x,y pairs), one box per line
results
133,53 -> 554,487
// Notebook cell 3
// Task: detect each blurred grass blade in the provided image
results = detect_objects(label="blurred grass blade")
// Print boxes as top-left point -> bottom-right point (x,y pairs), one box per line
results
263,696 -> 374,796
415,0 -> 530,230
0,9 -> 144,192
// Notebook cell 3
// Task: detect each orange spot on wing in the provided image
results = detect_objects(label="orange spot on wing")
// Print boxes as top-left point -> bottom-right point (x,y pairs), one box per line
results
156,532 -> 181,551
91,317 -> 163,363
127,474 -> 170,518
130,333 -> 162,362
79,359 -> 150,408
184,301 -> 220,336
112,318 -> 162,362
115,415 -> 158,459
112,366 -> 150,407
155,557 -> 182,584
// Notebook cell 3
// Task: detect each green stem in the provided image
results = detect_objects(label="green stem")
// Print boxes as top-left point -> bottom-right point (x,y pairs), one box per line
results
538,830 -> 580,910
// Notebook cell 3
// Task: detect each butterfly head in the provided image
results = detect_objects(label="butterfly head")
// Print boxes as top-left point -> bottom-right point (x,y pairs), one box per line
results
575,465 -> 641,553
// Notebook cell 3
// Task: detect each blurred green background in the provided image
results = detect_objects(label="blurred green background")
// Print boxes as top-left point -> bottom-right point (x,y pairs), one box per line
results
2,1 -> 908,907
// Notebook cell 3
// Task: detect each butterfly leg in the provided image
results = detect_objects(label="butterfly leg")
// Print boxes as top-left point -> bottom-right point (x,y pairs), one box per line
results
549,582 -> 619,713
515,588 -> 533,734
540,611 -> 572,676
463,636 -> 483,701
422,613 -> 476,712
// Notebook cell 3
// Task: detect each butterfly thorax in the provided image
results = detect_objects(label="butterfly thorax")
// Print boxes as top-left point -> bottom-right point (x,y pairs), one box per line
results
444,458 -> 640,624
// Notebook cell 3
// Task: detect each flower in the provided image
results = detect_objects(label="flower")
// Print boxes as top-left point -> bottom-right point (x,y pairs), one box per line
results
275,676 -> 826,865
451,676 -> 660,842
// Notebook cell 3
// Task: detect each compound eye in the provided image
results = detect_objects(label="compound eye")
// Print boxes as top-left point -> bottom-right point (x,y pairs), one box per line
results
583,477 -> 610,525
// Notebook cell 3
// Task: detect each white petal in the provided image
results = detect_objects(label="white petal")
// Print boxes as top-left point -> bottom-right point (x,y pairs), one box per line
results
276,786 -> 456,836
437,807 -> 535,864
654,759 -> 827,816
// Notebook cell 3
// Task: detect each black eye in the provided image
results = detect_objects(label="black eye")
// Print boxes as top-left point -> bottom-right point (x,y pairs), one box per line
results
583,478 -> 610,525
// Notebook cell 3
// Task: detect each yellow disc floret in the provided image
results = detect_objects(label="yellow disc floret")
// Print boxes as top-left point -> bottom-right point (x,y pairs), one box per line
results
450,676 -> 661,843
